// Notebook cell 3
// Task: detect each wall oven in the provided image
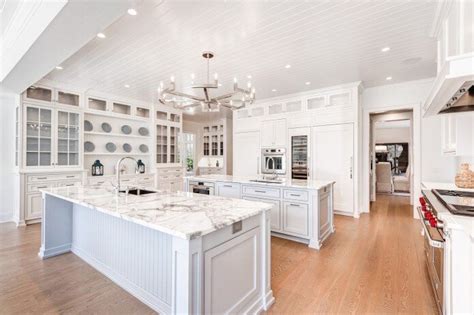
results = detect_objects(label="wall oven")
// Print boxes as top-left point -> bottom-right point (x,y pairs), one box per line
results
188,181 -> 215,195
261,148 -> 286,175
418,193 -> 445,314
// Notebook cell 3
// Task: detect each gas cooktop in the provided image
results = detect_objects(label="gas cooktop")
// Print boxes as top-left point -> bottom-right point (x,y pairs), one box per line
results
432,189 -> 474,217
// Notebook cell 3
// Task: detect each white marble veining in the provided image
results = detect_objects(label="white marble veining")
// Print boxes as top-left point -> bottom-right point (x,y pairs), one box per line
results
186,174 -> 334,190
41,185 -> 272,240
421,182 -> 474,238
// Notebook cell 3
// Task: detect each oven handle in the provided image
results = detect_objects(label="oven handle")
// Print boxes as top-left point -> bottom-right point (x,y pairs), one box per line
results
416,206 -> 444,249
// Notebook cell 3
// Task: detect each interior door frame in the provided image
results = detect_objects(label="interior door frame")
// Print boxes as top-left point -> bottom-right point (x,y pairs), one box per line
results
362,103 -> 421,219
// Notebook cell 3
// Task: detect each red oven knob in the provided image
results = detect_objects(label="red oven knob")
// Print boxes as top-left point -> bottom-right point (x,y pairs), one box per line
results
419,197 -> 426,206
429,218 -> 437,227
424,212 -> 433,219
421,205 -> 427,212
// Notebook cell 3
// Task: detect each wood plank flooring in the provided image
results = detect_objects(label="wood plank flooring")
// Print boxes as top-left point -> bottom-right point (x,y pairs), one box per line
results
0,194 -> 437,314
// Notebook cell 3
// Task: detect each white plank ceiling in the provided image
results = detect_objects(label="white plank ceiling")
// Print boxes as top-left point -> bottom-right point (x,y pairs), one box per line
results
45,0 -> 438,104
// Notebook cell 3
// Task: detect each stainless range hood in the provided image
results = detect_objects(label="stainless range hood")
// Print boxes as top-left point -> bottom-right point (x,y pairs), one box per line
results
439,82 -> 474,114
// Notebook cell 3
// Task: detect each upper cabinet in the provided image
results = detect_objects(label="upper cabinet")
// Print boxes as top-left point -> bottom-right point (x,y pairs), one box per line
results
24,103 -> 81,168
155,107 -> 182,166
423,0 -> 474,116
25,85 -> 81,107
441,112 -> 474,156
261,119 -> 287,147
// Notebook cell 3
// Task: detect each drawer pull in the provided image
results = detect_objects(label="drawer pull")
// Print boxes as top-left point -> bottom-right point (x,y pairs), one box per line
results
290,203 -> 301,207
37,186 -> 48,189
37,177 -> 47,180
66,175 -> 75,178
290,194 -> 301,197
254,190 -> 266,193
65,184 -> 75,187
223,185 -> 233,188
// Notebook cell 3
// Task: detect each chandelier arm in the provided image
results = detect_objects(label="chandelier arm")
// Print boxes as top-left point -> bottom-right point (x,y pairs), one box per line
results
203,88 -> 210,102
163,90 -> 205,102
212,93 -> 235,101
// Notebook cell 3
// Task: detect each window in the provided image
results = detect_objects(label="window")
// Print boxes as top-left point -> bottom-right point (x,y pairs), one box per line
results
182,133 -> 196,174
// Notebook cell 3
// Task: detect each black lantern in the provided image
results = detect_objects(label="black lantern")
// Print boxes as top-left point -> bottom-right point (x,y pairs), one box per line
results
137,159 -> 145,174
92,160 -> 104,176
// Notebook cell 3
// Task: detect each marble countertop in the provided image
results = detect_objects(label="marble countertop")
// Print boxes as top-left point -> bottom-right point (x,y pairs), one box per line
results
186,174 -> 335,190
421,182 -> 474,238
41,185 -> 272,240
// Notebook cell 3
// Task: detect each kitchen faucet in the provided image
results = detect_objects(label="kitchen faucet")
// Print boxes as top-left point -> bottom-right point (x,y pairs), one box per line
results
265,157 -> 278,180
115,157 -> 139,194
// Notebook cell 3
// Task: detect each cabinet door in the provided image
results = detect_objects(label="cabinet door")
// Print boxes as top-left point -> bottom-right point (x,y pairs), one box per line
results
217,182 -> 241,199
156,124 -> 168,163
25,106 -> 53,167
24,86 -> 53,104
442,115 -> 457,155
273,119 -> 287,147
261,120 -> 275,147
233,131 -> 260,177
243,197 -> 281,231
26,193 -> 43,220
312,124 -> 354,215
57,90 -> 80,107
57,110 -> 80,166
282,202 -> 309,237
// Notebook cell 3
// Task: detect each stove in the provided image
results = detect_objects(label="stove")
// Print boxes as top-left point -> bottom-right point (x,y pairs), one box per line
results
432,189 -> 474,216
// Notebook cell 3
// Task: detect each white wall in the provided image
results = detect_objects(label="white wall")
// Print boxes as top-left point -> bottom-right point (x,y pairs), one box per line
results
0,87 -> 20,222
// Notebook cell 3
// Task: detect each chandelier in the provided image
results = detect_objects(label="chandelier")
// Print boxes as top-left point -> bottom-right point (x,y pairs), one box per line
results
158,51 -> 255,112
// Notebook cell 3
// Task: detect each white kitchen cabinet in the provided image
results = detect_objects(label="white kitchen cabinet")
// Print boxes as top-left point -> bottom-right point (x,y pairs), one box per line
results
216,182 -> 241,199
24,104 -> 81,168
312,123 -> 354,216
233,131 -> 260,177
24,85 -> 81,107
282,202 -> 309,237
243,196 -> 281,231
441,113 -> 474,156
261,119 -> 287,147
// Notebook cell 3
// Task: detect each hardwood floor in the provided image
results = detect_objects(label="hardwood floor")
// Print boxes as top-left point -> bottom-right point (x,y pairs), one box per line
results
0,194 -> 437,314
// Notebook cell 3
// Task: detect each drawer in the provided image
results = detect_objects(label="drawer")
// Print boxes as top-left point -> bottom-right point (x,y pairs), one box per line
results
283,189 -> 308,202
27,183 -> 53,193
28,173 -> 82,183
62,181 -> 81,188
88,177 -> 109,186
242,185 -> 280,198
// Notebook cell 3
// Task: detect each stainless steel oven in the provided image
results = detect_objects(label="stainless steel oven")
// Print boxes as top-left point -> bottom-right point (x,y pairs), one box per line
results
188,181 -> 215,195
261,148 -> 286,175
418,194 -> 445,314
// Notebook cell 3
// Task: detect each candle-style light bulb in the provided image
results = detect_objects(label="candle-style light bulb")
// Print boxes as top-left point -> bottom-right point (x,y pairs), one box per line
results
233,77 -> 237,83
247,81 -> 252,88
160,81 -> 164,89
214,73 -> 218,80
170,75 -> 175,82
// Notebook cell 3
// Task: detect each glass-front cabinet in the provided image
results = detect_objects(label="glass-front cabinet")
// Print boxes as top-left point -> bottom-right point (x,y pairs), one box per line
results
156,124 -> 168,164
23,104 -> 81,168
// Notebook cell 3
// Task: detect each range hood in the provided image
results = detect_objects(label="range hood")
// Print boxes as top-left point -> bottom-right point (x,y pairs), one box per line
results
439,82 -> 474,114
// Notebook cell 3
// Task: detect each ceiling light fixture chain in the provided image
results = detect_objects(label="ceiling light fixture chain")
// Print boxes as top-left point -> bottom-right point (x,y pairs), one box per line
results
158,51 -> 255,112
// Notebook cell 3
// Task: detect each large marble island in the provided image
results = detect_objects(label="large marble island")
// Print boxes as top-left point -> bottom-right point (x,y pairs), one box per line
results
39,185 -> 274,314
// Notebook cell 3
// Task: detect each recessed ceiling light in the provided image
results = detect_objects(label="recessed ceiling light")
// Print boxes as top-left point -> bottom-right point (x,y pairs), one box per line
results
305,81 -> 311,85
386,76 -> 392,81
127,8 -> 137,15
124,84 -> 130,88
55,66 -> 63,70
381,46 -> 391,52
272,89 -> 277,92
247,75 -> 252,79
285,64 -> 291,69
97,32 -> 106,39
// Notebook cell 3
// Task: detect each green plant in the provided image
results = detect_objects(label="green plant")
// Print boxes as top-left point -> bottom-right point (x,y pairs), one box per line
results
186,157 -> 194,171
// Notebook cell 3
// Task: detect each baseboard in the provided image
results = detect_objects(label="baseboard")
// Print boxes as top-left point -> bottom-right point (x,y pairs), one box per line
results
271,231 -> 309,245
245,290 -> 275,314
71,245 -> 171,315
38,243 -> 71,259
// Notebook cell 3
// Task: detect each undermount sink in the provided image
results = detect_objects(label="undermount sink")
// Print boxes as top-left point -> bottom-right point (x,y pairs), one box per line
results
126,188 -> 157,196
249,179 -> 284,184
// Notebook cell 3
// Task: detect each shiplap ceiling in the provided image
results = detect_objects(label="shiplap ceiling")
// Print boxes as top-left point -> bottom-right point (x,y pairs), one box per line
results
45,0 -> 437,105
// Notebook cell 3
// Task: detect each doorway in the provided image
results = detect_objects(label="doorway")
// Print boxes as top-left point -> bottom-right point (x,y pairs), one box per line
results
369,110 -> 414,203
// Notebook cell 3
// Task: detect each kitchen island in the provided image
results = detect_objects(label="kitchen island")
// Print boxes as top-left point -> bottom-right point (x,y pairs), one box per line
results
39,185 -> 274,314
186,175 -> 335,250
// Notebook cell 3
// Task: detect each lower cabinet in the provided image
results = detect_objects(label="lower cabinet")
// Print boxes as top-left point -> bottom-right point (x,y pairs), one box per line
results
204,227 -> 261,314
216,182 -> 241,199
243,196 -> 281,231
26,193 -> 43,220
282,202 -> 309,237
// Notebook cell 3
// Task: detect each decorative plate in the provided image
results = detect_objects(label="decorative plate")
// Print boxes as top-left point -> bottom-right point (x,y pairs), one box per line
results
84,120 -> 93,132
138,127 -> 149,136
123,143 -> 132,153
84,141 -> 95,152
139,144 -> 149,153
101,122 -> 112,133
121,125 -> 132,135
105,142 -> 116,152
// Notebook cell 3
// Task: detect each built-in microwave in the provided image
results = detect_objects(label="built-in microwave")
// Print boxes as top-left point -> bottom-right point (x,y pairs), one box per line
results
261,148 -> 286,175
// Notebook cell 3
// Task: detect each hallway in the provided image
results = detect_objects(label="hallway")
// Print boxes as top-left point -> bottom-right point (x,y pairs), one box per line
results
0,195 -> 438,314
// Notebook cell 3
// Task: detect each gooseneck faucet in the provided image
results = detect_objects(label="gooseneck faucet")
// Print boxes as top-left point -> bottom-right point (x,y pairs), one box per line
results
115,157 -> 139,193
